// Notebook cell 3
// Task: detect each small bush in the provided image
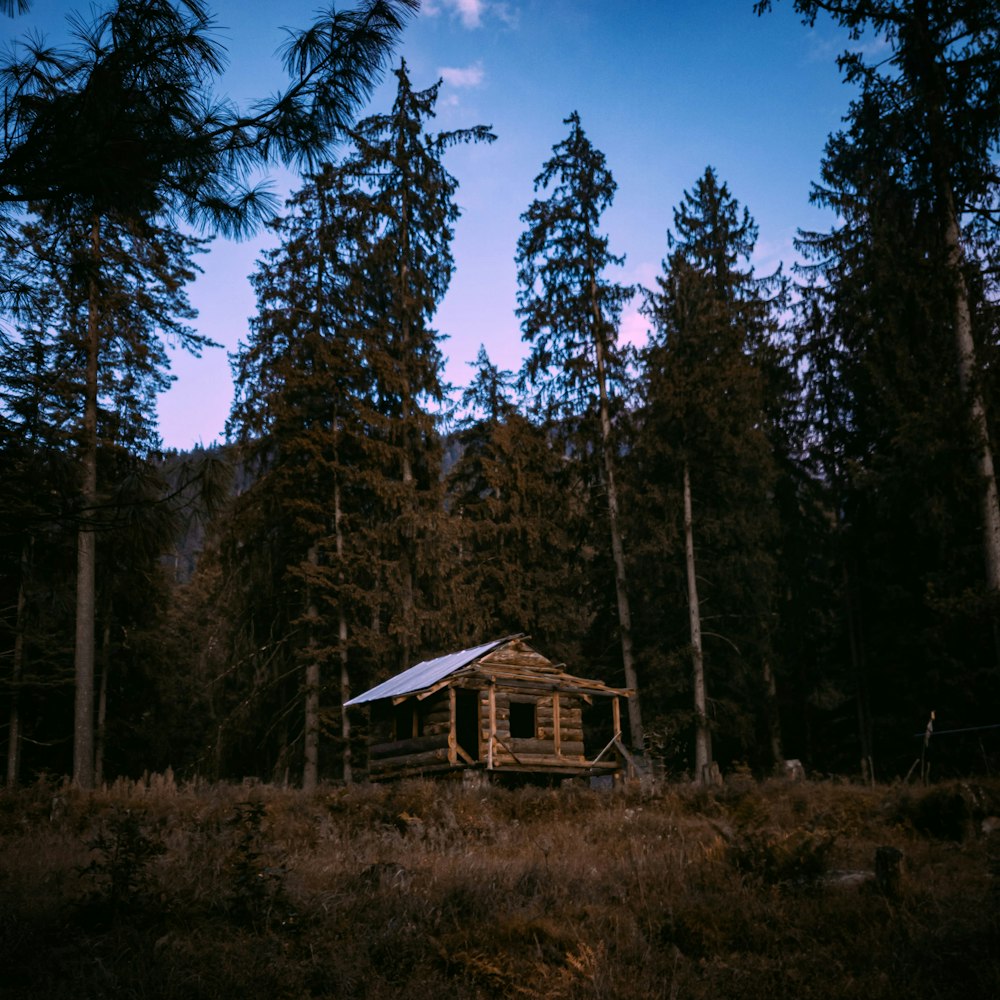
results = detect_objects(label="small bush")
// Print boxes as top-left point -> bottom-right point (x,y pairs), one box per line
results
896,784 -> 975,841
726,827 -> 837,887
78,807 -> 166,914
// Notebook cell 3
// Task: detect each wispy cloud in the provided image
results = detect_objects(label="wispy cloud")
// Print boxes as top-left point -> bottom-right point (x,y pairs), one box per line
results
804,25 -> 892,65
424,0 -> 518,30
440,62 -> 485,88
424,0 -> 486,29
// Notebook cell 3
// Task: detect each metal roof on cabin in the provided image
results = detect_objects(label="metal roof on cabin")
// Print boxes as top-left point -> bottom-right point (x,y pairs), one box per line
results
343,635 -> 519,706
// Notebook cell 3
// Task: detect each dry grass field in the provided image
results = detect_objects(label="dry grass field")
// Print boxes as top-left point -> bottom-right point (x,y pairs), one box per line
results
1,773 -> 998,999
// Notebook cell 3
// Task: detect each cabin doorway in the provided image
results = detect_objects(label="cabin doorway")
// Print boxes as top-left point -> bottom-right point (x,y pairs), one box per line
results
455,689 -> 481,761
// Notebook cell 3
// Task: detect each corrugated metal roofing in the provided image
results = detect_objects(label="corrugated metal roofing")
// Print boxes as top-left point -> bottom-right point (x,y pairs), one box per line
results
344,635 -> 518,706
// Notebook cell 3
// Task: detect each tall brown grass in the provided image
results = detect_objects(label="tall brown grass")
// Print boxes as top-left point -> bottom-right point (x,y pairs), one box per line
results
1,773 -> 998,998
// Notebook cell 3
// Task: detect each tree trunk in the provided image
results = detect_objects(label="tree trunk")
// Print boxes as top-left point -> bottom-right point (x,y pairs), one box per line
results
335,477 -> 352,783
95,617 -> 111,787
762,658 -> 784,770
684,461 -> 712,783
843,560 -> 874,782
73,216 -> 100,790
6,540 -> 30,788
591,281 -> 644,751
913,0 -> 1000,595
943,203 -> 1000,592
303,544 -> 320,792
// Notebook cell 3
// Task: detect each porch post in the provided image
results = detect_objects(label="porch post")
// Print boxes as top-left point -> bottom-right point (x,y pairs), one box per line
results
448,686 -> 457,766
487,682 -> 496,770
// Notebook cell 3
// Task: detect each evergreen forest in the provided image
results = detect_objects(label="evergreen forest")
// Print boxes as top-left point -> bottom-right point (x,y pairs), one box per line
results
3,0 -> 1000,790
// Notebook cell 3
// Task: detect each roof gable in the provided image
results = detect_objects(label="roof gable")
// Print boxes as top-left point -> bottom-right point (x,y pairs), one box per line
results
345,634 -> 629,706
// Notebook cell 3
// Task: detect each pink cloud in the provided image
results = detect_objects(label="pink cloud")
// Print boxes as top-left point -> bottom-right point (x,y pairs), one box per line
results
618,303 -> 651,350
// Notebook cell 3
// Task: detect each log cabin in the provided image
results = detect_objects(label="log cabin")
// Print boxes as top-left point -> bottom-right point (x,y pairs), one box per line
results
345,634 -> 633,782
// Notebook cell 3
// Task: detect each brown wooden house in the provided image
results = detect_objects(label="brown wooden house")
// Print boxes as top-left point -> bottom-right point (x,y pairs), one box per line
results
345,635 -> 632,781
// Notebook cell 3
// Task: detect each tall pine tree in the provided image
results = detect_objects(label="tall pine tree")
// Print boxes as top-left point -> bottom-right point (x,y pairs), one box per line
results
516,111 -> 643,749
639,167 -> 789,780
344,59 -> 494,674
227,163 -> 372,786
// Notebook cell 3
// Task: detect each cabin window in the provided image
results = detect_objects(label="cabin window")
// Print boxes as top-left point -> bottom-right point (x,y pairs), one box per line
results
509,700 -> 536,739
393,700 -> 424,740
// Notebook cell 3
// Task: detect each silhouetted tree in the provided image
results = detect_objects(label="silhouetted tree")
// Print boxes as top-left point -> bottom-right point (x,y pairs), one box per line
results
639,167 -> 789,781
0,0 -> 416,786
516,111 -> 642,749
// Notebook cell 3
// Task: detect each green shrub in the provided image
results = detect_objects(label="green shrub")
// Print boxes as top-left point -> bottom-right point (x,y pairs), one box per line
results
78,807 -> 166,914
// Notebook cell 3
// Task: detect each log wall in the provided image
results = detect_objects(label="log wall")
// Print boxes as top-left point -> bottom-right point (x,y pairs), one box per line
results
364,673 -> 615,779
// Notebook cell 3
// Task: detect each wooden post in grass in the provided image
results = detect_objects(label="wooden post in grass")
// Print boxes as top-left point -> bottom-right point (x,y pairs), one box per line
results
921,710 -> 935,785
875,846 -> 903,899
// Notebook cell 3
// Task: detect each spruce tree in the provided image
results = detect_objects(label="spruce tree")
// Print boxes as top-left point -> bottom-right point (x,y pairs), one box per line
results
515,111 -> 643,749
445,348 -> 591,659
758,0 -> 1000,773
756,0 -> 1000,595
639,167 -> 788,781
227,163 -> 371,786
344,59 -> 495,674
791,74 -> 999,773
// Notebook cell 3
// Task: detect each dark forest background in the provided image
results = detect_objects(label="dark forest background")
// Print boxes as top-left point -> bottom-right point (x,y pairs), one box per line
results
3,0 -> 1000,789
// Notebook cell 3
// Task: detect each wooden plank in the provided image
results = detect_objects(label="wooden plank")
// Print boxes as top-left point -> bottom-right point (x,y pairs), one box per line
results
369,746 -> 451,774
368,761 -> 458,781
370,734 -> 450,760
475,676 -> 618,698
553,692 -> 561,756
489,751 -> 611,769
507,737 -> 553,755
423,698 -> 449,715
491,733 -> 525,765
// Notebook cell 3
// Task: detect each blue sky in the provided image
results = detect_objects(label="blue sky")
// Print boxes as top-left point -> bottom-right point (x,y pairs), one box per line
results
6,0 -> 858,450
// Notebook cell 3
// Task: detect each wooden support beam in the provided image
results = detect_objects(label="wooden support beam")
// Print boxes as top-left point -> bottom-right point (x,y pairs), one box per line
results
417,680 -> 451,700
553,692 -> 561,757
492,732 -> 525,766
448,686 -> 457,765
588,731 -> 622,768
488,682 -> 496,770
613,736 -> 641,780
